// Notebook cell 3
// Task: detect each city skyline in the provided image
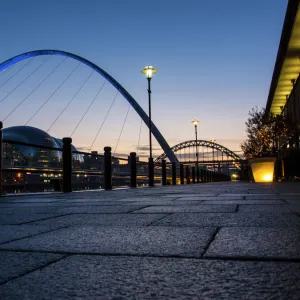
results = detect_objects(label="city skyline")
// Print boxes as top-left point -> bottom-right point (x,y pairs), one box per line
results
0,0 -> 288,158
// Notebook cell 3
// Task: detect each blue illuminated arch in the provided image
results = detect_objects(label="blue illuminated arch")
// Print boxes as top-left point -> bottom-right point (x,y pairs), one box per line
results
0,50 -> 178,163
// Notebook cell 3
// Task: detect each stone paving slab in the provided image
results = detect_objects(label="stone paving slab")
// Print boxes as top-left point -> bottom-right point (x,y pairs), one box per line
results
0,225 -> 63,244
205,227 -> 300,260
32,204 -> 150,214
201,199 -> 286,205
238,205 -> 293,213
0,213 -> 70,225
0,226 -> 216,257
0,251 -> 63,285
19,213 -> 168,229
285,199 -> 300,205
1,255 -> 300,299
133,204 -> 237,213
154,212 -> 300,227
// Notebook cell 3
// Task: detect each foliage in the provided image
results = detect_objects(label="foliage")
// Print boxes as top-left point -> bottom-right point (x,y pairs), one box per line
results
241,107 -> 292,158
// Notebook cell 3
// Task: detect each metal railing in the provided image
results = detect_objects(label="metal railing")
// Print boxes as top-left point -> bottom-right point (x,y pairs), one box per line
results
0,128 -> 232,194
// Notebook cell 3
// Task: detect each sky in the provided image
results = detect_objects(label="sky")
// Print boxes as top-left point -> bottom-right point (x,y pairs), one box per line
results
0,0 -> 288,159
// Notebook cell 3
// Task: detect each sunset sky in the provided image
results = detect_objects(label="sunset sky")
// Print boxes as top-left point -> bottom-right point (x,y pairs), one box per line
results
0,0 -> 287,159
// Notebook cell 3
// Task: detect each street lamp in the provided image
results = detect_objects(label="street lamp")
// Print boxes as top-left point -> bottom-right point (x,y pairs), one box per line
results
141,66 -> 157,187
192,119 -> 200,182
210,138 -> 216,172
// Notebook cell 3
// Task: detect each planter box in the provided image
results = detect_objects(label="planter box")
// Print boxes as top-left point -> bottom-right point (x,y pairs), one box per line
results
249,157 -> 276,183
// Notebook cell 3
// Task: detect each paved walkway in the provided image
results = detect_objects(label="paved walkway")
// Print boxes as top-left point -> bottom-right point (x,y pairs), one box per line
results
0,182 -> 300,299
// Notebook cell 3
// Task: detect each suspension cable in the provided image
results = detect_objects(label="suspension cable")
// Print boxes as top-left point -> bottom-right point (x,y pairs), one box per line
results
0,67 -> 9,78
89,90 -> 119,151
136,118 -> 143,156
70,80 -> 106,137
0,56 -> 50,105
0,58 -> 34,89
4,57 -> 67,122
47,69 -> 94,132
25,61 -> 80,125
113,104 -> 130,157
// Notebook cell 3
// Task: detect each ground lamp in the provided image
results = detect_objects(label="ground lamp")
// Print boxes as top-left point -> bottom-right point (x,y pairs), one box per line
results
141,66 -> 157,187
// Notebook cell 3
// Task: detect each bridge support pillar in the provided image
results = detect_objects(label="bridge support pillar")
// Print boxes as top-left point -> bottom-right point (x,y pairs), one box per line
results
192,167 -> 196,184
0,121 -> 3,195
172,162 -> 176,185
130,152 -> 137,188
162,160 -> 167,185
180,164 -> 184,184
148,158 -> 154,187
62,137 -> 73,193
104,146 -> 112,190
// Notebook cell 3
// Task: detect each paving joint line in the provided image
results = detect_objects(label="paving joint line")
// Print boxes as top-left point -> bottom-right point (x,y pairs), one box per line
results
5,213 -> 75,225
0,253 -> 70,286
6,248 -> 299,263
145,213 -> 173,226
201,227 -> 221,258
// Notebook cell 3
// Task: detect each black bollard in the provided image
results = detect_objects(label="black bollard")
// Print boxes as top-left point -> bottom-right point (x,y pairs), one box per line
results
149,157 -> 154,187
104,146 -> 112,190
180,164 -> 184,184
62,137 -> 72,193
172,162 -> 176,185
192,167 -> 196,184
186,166 -> 190,184
196,166 -> 200,183
162,160 -> 167,186
200,168 -> 204,183
0,121 -> 2,195
130,152 -> 137,188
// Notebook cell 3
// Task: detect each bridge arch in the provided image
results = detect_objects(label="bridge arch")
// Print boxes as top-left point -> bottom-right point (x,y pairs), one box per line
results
155,140 -> 241,162
0,49 -> 178,163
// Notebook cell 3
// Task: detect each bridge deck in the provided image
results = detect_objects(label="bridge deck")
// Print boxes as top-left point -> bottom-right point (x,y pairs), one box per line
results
0,182 -> 300,299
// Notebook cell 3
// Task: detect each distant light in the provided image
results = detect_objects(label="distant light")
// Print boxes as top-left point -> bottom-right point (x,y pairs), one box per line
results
17,173 -> 21,178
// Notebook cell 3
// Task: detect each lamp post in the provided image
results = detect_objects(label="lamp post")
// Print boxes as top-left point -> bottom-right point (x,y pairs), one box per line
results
141,66 -> 157,187
210,138 -> 216,172
192,119 -> 199,182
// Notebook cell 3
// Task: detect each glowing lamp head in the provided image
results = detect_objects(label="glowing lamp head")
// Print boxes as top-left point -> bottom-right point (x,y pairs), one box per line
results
141,66 -> 157,79
192,119 -> 199,126
210,138 -> 216,143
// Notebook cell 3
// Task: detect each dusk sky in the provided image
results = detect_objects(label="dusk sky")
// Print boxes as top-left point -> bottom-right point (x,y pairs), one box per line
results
0,0 -> 287,159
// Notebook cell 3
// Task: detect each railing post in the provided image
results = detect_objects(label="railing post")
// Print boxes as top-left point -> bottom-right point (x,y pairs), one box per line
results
0,121 -> 3,195
62,137 -> 72,193
104,146 -> 112,190
130,152 -> 137,188
149,157 -> 154,187
172,162 -> 176,185
192,167 -> 196,184
162,159 -> 167,185
180,163 -> 184,184
196,166 -> 200,183
186,165 -> 190,184
200,169 -> 204,183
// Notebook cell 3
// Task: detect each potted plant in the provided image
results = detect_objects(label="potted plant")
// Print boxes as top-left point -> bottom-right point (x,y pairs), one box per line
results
241,107 -> 291,182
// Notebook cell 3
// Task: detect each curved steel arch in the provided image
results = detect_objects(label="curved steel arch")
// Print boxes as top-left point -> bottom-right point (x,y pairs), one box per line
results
0,49 -> 179,163
155,140 -> 241,162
